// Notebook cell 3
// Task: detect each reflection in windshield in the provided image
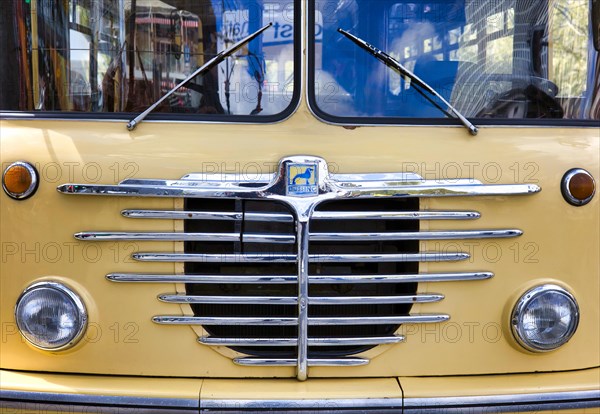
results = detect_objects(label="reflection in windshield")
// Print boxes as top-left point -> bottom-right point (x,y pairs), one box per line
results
313,0 -> 599,121
1,0 -> 296,117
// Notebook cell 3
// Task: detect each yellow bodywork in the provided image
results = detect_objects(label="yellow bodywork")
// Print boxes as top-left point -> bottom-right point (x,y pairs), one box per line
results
0,97 -> 599,409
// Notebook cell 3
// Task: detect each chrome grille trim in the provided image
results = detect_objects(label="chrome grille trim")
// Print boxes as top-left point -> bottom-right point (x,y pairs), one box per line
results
152,316 -> 299,326
246,212 -> 295,222
312,210 -> 480,220
152,314 -> 449,326
121,209 -> 294,222
310,252 -> 469,263
296,219 -> 311,380
159,294 -> 443,305
122,210 -> 242,220
308,272 -> 493,284
200,337 -> 298,346
133,252 -> 469,263
244,233 -> 296,244
308,294 -> 444,305
198,335 -> 405,346
158,294 -> 298,305
132,253 -> 298,263
60,155 -> 541,380
57,182 -> 540,198
106,271 -> 493,284
310,229 -> 521,241
233,358 -> 370,367
106,273 -> 299,284
74,232 -> 240,242
75,231 -> 295,243
308,314 -> 450,325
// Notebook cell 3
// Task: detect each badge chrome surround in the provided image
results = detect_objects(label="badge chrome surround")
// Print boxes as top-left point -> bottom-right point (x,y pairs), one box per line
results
286,163 -> 318,197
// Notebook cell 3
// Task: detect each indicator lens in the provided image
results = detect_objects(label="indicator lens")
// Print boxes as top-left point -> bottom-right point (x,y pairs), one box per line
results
2,162 -> 38,199
562,169 -> 596,206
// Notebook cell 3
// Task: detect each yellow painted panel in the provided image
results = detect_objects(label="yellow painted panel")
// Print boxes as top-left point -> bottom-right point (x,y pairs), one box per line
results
0,369 -> 201,399
201,377 -> 402,400
400,367 -> 600,397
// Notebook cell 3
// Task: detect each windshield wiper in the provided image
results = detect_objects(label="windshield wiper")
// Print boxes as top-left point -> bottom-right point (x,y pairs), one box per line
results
127,23 -> 272,131
338,28 -> 478,136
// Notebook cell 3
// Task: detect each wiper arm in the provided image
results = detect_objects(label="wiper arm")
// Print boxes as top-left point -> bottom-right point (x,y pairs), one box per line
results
338,28 -> 478,136
127,23 -> 273,131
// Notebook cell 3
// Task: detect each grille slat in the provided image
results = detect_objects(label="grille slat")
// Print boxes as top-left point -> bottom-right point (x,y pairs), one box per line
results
158,294 -> 299,305
158,294 -> 443,305
106,273 -> 299,283
310,229 -> 521,241
122,209 -> 480,221
199,335 -> 405,346
133,253 -> 298,263
308,294 -> 444,305
309,252 -> 469,263
152,314 -> 450,326
132,252 -> 470,263
74,232 -> 295,243
122,209 -> 295,222
75,232 -> 241,242
312,210 -> 480,220
106,271 -> 493,284
233,358 -> 370,367
152,316 -> 299,326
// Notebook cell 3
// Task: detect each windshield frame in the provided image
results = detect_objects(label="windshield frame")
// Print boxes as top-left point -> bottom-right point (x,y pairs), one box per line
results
0,0 -> 302,125
306,0 -> 599,128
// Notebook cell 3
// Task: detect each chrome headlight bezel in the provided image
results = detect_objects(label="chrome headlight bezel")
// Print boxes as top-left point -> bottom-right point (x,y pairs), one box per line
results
15,281 -> 88,351
511,284 -> 579,353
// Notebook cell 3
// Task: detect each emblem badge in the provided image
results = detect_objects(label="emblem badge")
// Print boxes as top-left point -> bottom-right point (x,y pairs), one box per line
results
286,163 -> 318,196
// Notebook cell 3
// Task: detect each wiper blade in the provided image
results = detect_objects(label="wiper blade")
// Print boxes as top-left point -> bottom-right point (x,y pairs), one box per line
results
127,23 -> 273,131
338,28 -> 478,136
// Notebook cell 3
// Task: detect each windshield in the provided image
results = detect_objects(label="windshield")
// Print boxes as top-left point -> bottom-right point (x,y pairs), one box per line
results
310,0 -> 600,123
0,0 -> 298,120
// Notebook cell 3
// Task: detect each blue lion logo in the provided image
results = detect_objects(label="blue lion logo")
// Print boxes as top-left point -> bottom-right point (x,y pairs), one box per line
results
292,167 -> 314,185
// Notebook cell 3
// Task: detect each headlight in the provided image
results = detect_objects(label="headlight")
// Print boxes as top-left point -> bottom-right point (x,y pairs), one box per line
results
15,282 -> 87,350
511,284 -> 579,352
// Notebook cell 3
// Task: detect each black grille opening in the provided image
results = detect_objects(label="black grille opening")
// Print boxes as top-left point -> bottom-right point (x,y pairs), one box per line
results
185,197 -> 419,358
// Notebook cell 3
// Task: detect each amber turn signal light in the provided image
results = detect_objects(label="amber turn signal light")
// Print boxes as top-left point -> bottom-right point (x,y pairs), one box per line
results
561,169 -> 596,206
2,161 -> 39,200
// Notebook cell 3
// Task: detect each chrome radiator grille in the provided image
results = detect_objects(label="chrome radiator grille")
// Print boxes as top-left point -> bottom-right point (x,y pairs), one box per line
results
180,197 -> 424,360
59,155 -> 540,380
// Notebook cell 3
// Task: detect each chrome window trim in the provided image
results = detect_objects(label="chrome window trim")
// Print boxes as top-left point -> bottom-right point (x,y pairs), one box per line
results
304,3 -> 600,129
0,0 -> 303,125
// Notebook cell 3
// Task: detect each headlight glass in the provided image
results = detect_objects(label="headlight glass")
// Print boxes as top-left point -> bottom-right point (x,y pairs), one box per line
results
511,284 -> 579,352
15,282 -> 87,350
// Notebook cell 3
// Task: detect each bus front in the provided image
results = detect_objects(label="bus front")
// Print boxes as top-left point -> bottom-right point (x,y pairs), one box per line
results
0,0 -> 599,412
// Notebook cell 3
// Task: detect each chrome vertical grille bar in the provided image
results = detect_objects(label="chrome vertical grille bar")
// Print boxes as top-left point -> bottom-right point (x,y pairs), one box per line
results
296,218 -> 310,381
